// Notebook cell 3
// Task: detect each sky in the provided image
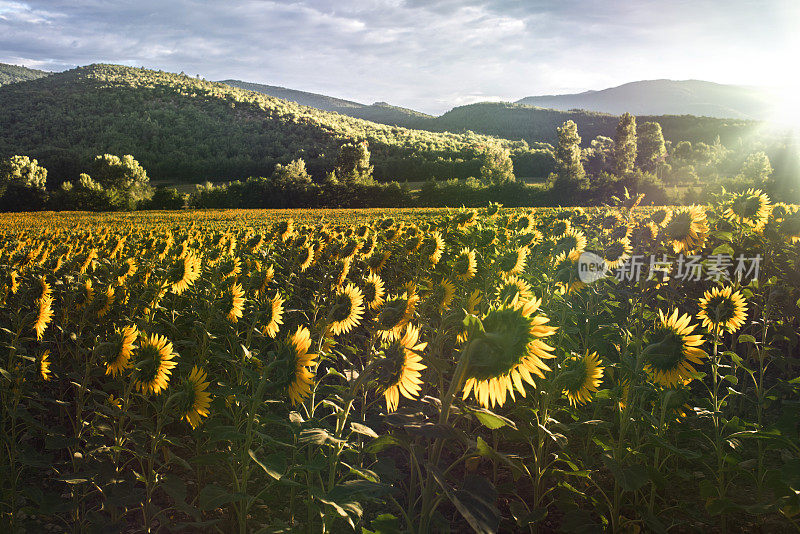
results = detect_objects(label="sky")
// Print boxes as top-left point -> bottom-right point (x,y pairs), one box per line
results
1,0 -> 798,115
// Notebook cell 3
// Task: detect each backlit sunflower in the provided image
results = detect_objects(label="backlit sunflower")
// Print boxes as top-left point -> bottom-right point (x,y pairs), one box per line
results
426,278 -> 456,312
218,255 -> 241,280
552,249 -> 585,294
252,264 -> 275,298
603,239 -> 632,270
367,250 -> 391,275
116,258 -> 137,286
219,283 -> 245,323
329,283 -> 365,336
376,292 -> 419,341
39,350 -> 51,381
495,275 -> 534,305
95,285 -> 115,318
555,228 -> 587,255
462,298 -> 557,408
643,309 -> 706,387
279,326 -> 317,405
132,333 -> 178,395
378,324 -> 427,412
33,294 -> 54,341
456,289 -> 483,344
178,367 -> 212,429
496,246 -> 529,276
169,252 -> 202,295
262,293 -> 285,338
697,286 -> 748,335
333,257 -> 352,287
298,245 -> 315,272
420,232 -> 445,266
105,325 -> 138,376
662,206 -> 709,254
724,189 -> 771,230
453,248 -> 477,281
561,351 -> 604,407
362,273 -> 386,311
275,219 -> 295,242
778,208 -> 800,243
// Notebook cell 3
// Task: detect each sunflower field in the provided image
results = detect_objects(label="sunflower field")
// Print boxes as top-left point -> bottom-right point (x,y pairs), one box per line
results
1,191 -> 800,533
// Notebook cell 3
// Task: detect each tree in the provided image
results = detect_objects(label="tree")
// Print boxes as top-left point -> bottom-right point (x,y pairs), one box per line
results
271,158 -> 312,184
637,121 -> 667,172
613,112 -> 637,176
89,154 -> 152,210
738,151 -> 773,186
334,141 -> 374,184
553,120 -> 587,190
479,144 -> 515,184
585,136 -> 615,176
0,155 -> 48,211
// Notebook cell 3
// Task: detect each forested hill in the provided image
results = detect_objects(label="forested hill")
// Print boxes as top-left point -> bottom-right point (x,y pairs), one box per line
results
0,62 -> 50,86
424,102 -> 762,147
0,64 -> 539,183
221,79 -> 432,128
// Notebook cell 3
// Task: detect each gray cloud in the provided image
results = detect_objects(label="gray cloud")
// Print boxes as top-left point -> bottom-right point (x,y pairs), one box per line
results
0,0 -> 796,114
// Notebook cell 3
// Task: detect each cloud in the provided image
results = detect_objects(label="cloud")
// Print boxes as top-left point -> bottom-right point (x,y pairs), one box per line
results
0,0 -> 796,114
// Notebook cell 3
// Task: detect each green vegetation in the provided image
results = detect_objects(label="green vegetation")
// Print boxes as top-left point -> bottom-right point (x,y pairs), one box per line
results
0,62 -> 50,86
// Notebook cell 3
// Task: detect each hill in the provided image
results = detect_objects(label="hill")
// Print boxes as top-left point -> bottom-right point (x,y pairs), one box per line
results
0,62 -> 50,86
0,64 -> 541,183
421,101 -> 761,146
220,79 -> 432,127
517,79 -> 773,120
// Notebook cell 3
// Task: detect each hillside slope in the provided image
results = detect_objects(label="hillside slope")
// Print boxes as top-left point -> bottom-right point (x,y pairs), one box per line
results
0,64 -> 537,183
220,79 -> 432,127
0,62 -> 50,86
517,79 -> 773,120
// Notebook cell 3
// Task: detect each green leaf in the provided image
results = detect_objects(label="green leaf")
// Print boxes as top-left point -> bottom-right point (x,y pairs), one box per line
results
299,428 -> 344,446
602,456 -> 648,493
197,484 -> 245,511
367,513 -> 402,534
350,422 -> 379,438
738,334 -> 757,344
711,244 -> 734,256
248,449 -> 285,480
365,435 -> 403,454
508,501 -> 547,527
429,468 -> 498,534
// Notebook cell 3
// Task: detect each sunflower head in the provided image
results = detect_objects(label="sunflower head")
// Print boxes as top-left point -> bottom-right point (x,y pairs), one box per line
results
132,333 -> 178,395
262,293 -> 285,338
495,275 -> 533,305
426,278 -> 456,313
644,310 -> 706,387
219,283 -> 245,323
376,293 -> 419,341
105,325 -> 138,376
496,246 -> 528,276
725,189 -> 771,229
39,350 -> 51,381
376,324 -> 427,412
362,273 -> 386,311
697,286 -> 748,334
273,326 -> 317,406
329,283 -> 365,336
561,351 -> 604,407
662,206 -> 709,254
453,248 -> 477,281
177,366 -> 212,429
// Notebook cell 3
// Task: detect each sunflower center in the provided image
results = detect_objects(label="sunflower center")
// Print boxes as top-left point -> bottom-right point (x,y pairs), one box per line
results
562,357 -> 588,392
646,328 -> 685,371
665,213 -> 692,240
705,295 -> 736,322
330,294 -> 354,322
466,308 -> 533,381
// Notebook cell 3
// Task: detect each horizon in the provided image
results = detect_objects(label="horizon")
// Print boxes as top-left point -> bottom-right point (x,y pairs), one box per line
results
1,0 -> 797,115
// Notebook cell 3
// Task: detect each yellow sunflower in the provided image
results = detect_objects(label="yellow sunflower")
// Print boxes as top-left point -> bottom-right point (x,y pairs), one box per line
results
262,293 -> 285,338
75,279 -> 94,310
281,326 -> 317,406
362,273 -> 386,311
456,289 -> 484,344
697,286 -> 748,335
662,206 -> 709,254
116,258 -> 137,286
33,294 -> 54,341
367,250 -> 391,275
39,350 -> 51,381
644,309 -> 707,387
132,333 -> 178,395
105,325 -> 138,376
376,292 -> 420,341
603,239 -> 632,270
495,275 -> 534,305
420,232 -> 446,266
168,252 -> 202,295
453,248 -> 477,281
555,228 -> 587,256
298,245 -> 316,272
724,189 -> 771,230
379,324 -> 427,412
426,278 -> 456,312
552,248 -> 585,294
95,285 -> 115,318
179,366 -> 212,429
561,351 -> 604,407
220,283 -> 245,323
329,283 -> 365,336
778,208 -> 800,243
496,246 -> 529,276
462,298 -> 557,409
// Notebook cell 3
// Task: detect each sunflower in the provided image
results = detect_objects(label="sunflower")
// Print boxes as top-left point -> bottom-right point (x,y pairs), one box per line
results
644,309 -> 706,387
496,246 -> 529,276
280,326 -> 317,406
95,285 -> 115,318
367,250 -> 391,275
778,208 -> 800,243
453,248 -> 477,281
252,264 -> 275,298
378,324 -> 427,412
561,351 -> 604,407
462,298 -> 557,408
650,207 -> 672,229
697,286 -> 748,335
602,239 -> 633,270
555,228 -> 587,255
329,283 -> 365,336
39,350 -> 51,381
662,206 -> 709,254
106,325 -> 138,376
552,249 -> 585,294
724,189 -> 771,230
426,278 -> 456,312
275,219 -> 295,242
420,232 -> 446,266
262,293 -> 285,338
116,258 -> 137,286
333,257 -> 352,287
178,367 -> 212,429
218,255 -> 241,280
169,252 -> 202,295
33,294 -> 54,341
219,283 -> 245,323
550,220 -> 571,238
298,245 -> 316,272
80,249 -> 97,274
456,289 -> 484,344
132,333 -> 178,395
497,259 -> 535,292
362,273 -> 386,311
376,292 -> 419,341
